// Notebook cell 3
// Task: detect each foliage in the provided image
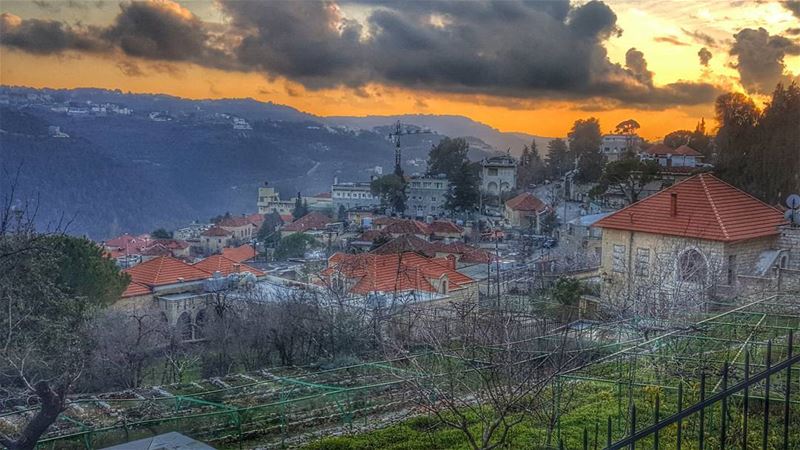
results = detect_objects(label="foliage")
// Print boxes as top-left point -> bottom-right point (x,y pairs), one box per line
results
568,118 -> 604,182
256,212 -> 283,245
538,209 -> 558,235
614,119 -> 640,135
550,277 -> 583,322
517,140 -> 546,189
292,193 -> 309,219
663,119 -> 712,157
593,153 -> 661,204
337,204 -> 347,222
545,138 -> 570,178
427,137 -> 470,180
370,174 -> 407,214
445,161 -> 481,213
150,228 -> 172,239
714,84 -> 800,204
274,232 -> 321,260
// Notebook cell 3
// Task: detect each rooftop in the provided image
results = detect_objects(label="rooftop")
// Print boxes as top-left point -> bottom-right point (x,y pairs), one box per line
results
201,226 -> 232,237
644,143 -> 702,157
283,211 -> 332,232
594,173 -> 787,242
222,244 -> 257,262
193,254 -> 265,277
122,256 -> 211,297
505,192 -> 550,212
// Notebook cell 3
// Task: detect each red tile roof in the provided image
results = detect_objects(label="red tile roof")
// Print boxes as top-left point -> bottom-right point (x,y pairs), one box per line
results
357,229 -> 390,242
371,234 -> 433,255
122,282 -> 151,298
383,219 -> 431,236
429,220 -> 463,235
222,244 -> 257,262
644,144 -> 702,157
193,255 -> 265,277
244,213 -> 265,228
371,235 -> 494,264
201,226 -> 232,237
283,212 -> 332,232
505,192 -> 550,212
104,234 -> 151,253
594,173 -> 787,242
150,239 -> 189,250
322,252 -> 475,295
217,216 -> 256,228
314,192 -> 332,199
122,256 -> 210,296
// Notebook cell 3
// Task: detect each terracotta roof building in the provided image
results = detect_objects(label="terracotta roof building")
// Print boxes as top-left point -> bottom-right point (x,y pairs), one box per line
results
594,173 -> 788,305
282,212 -> 332,235
641,144 -> 705,170
222,244 -> 257,263
504,192 -> 552,231
122,256 -> 211,298
321,252 -> 477,302
193,255 -> 265,277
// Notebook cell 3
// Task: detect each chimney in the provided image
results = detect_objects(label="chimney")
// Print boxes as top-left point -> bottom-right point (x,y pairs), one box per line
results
670,192 -> 678,217
333,176 -> 339,185
233,263 -> 241,273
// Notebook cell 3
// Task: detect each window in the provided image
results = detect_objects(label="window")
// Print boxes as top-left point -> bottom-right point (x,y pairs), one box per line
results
612,244 -> 626,273
488,168 -> 498,176
635,248 -> 650,277
678,249 -> 707,284
727,255 -> 737,285
780,254 -> 789,269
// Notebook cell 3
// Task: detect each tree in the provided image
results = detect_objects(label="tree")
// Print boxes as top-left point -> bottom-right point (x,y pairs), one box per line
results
274,233 -> 321,260
517,140 -> 546,189
292,192 -> 308,219
371,174 -> 407,214
257,211 -> 283,245
150,228 -> 171,239
545,138 -> 569,178
0,186 -> 129,450
336,204 -> 347,222
445,161 -> 481,214
427,137 -> 470,180
664,119 -> 712,156
550,277 -> 583,322
568,118 -> 604,183
614,119 -> 640,136
593,154 -> 661,204
539,209 -> 559,235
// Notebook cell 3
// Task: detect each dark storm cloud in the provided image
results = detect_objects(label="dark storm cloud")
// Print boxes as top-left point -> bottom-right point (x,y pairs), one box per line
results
1,0 -> 721,108
0,13 -> 107,54
783,1 -> 800,19
698,47 -> 712,66
730,27 -> 800,94
218,0 -> 718,107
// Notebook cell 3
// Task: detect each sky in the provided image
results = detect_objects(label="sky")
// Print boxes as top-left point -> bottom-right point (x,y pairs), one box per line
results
1,0 -> 798,140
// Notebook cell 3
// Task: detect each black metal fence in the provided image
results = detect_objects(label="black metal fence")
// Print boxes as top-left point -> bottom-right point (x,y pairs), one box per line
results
570,331 -> 798,450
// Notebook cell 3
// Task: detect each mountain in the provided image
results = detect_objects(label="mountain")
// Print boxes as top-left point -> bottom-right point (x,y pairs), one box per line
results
0,87 -> 500,238
325,114 -> 553,156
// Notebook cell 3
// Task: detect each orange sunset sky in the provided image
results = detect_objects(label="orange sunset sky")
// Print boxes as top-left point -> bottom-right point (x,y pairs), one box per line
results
1,0 -> 798,140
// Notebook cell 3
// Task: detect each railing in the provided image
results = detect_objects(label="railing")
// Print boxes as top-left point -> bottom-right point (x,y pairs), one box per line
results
571,331 -> 798,450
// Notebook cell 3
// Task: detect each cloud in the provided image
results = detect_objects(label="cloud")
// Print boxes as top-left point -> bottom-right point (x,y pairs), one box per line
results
625,48 -> 653,85
654,36 -> 689,46
0,12 -> 107,54
682,28 -> 717,47
783,1 -> 800,19
1,0 -> 721,108
730,27 -> 800,94
117,60 -> 144,76
698,47 -> 712,66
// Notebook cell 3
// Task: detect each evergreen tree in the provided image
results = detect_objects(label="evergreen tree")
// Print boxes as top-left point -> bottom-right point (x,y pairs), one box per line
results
292,192 -> 308,219
568,118 -> 604,183
371,174 -> 407,214
545,138 -> 569,178
445,161 -> 481,213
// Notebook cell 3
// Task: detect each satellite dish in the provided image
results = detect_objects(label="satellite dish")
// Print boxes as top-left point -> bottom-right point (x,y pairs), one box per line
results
786,209 -> 794,221
787,194 -> 800,209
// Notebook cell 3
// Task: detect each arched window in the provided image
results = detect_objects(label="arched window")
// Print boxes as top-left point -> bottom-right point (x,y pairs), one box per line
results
178,312 -> 193,341
678,249 -> 707,284
487,181 -> 498,194
194,309 -> 207,339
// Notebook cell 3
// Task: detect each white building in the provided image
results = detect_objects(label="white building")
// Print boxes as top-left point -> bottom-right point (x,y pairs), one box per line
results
406,174 -> 449,218
600,134 -> 643,161
332,179 -> 380,212
481,155 -> 517,195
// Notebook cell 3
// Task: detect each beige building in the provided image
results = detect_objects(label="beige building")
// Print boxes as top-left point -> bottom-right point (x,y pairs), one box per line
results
594,174 -> 788,314
504,192 -> 552,231
200,226 -> 232,254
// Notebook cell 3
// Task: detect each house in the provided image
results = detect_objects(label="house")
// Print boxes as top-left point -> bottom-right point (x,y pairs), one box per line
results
429,220 -> 464,240
222,244 -> 257,263
370,234 -> 492,267
405,174 -> 449,219
216,216 -> 257,242
332,179 -> 381,212
281,211 -> 333,237
599,134 -> 643,161
200,226 -> 232,254
381,219 -> 432,240
320,251 -> 478,304
641,144 -> 705,169
593,173 -> 788,307
504,192 -> 552,231
257,184 -> 296,216
481,154 -> 517,195
563,212 -> 611,265
193,255 -> 265,278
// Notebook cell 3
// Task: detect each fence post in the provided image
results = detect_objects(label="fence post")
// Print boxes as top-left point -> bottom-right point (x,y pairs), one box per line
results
653,394 -> 659,450
720,361 -> 728,450
595,420 -> 599,450
699,372 -> 706,450
607,415 -> 612,448
584,427 -> 589,450
763,340 -> 772,450
629,404 -> 636,450
676,383 -> 683,450
783,331 -> 793,450
743,349 -> 750,450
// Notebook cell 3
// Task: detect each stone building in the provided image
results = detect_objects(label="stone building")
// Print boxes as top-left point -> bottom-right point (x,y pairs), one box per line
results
593,173 -> 788,310
504,192 -> 552,231
332,180 -> 381,212
481,154 -> 517,195
405,174 -> 449,218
